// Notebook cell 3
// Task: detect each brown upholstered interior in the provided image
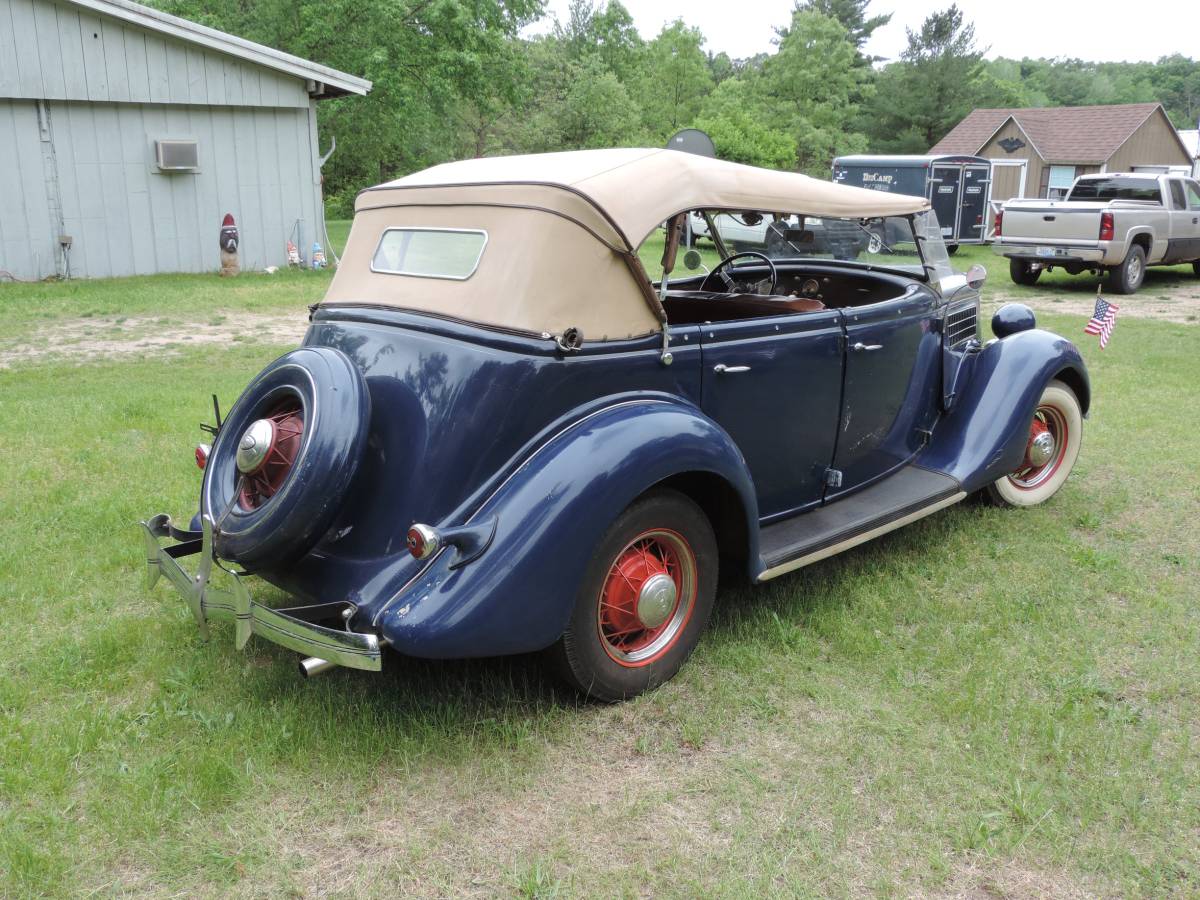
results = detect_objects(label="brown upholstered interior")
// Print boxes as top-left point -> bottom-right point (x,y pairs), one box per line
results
661,267 -> 911,325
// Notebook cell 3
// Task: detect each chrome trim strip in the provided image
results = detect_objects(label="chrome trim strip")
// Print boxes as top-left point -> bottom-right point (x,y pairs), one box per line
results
369,226 -> 488,281
756,491 -> 967,583
140,514 -> 382,672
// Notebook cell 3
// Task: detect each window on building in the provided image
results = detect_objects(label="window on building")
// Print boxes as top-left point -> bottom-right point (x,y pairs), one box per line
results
1045,165 -> 1077,200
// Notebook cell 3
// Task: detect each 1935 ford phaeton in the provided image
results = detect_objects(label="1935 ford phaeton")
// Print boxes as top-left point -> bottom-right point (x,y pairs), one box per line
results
141,149 -> 1089,701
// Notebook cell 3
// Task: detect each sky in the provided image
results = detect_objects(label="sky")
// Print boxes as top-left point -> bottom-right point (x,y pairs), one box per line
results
530,0 -> 1195,64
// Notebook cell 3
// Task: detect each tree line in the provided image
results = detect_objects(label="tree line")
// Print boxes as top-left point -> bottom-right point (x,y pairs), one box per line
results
151,0 -> 1200,214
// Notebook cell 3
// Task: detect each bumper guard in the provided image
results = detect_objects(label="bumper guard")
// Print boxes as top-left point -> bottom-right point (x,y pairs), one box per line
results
139,513 -> 382,672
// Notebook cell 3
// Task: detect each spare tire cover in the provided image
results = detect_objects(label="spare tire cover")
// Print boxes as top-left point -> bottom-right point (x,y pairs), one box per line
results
201,346 -> 370,569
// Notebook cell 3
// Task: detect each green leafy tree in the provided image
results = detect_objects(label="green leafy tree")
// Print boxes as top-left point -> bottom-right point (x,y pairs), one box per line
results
1151,55 -> 1200,127
863,4 -> 984,152
559,55 -> 646,149
636,21 -> 714,139
695,79 -> 796,169
763,9 -> 870,174
788,0 -> 890,57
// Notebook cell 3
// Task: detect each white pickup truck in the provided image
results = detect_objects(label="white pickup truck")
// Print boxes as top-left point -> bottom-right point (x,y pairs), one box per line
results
993,173 -> 1200,294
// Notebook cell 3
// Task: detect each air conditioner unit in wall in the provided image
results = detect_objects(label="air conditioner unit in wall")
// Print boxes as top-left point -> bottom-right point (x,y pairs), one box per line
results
156,139 -> 199,172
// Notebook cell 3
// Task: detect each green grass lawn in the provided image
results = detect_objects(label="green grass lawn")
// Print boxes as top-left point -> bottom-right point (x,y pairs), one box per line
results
1,261 -> 1198,896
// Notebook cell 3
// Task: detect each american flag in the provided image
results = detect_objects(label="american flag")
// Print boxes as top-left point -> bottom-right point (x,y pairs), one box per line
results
1084,293 -> 1119,349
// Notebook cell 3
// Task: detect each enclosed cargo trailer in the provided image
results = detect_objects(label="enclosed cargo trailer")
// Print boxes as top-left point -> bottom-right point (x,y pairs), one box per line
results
833,155 -> 992,250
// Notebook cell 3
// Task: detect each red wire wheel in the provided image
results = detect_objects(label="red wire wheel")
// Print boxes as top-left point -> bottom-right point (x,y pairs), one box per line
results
1006,404 -> 1069,492
551,489 -> 718,701
596,529 -> 697,666
987,380 -> 1082,509
237,399 -> 305,510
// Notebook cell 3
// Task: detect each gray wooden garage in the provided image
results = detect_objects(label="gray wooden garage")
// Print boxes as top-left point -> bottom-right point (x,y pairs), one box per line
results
0,0 -> 369,280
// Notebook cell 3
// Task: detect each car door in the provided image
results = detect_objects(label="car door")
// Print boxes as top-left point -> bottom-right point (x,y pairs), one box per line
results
699,309 -> 844,519
1163,179 -> 1193,263
828,287 -> 942,499
1184,179 -> 1200,260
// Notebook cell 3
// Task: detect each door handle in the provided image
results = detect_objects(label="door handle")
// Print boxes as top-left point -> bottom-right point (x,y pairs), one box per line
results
851,342 -> 883,352
713,364 -> 751,374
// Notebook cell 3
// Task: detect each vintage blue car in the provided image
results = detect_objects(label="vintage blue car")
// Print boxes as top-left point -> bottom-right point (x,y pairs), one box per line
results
141,149 -> 1089,701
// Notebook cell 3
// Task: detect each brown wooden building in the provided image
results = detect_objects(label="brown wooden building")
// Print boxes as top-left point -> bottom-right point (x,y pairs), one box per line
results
930,103 -> 1193,228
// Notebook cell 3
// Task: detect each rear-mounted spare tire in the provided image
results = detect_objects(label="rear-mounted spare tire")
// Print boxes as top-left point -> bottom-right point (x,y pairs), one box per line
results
201,346 -> 370,570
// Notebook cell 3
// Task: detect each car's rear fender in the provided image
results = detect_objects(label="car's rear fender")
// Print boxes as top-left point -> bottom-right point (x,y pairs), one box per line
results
373,398 -> 759,659
919,328 -> 1089,493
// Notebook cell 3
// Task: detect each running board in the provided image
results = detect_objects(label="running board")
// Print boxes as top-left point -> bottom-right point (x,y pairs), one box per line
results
757,466 -> 965,582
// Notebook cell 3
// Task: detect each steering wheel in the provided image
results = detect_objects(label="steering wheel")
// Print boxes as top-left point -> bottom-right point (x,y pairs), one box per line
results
700,251 -> 778,296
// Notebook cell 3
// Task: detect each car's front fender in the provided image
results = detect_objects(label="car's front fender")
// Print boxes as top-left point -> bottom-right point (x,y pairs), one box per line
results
374,398 -> 759,658
920,328 -> 1090,493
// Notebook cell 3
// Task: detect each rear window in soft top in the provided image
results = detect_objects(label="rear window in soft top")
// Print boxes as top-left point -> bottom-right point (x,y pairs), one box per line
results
371,228 -> 487,280
1068,177 -> 1162,203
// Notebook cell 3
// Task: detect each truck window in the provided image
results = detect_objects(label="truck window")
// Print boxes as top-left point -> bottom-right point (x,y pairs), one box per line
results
1168,180 -> 1187,210
1068,177 -> 1163,203
1187,180 -> 1200,211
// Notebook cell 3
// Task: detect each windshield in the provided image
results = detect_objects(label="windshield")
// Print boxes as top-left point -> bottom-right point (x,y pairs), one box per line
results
688,209 -> 950,282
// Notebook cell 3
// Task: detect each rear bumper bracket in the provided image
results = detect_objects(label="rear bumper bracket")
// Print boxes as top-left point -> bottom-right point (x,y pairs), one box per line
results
139,513 -> 382,672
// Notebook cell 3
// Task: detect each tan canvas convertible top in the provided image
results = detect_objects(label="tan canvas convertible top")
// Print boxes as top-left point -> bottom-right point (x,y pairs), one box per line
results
324,149 -> 933,340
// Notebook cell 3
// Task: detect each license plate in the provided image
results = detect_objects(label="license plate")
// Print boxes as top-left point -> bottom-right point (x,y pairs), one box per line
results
1035,246 -> 1057,258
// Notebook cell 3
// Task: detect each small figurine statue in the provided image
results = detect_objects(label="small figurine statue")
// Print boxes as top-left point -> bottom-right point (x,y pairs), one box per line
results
219,213 -> 240,277
287,240 -> 301,267
311,242 -> 326,269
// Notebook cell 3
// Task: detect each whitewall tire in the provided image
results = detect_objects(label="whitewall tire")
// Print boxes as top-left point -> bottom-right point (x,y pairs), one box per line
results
986,380 -> 1083,508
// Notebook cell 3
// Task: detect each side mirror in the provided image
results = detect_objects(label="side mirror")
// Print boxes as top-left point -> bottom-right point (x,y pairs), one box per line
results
965,263 -> 987,289
682,248 -> 703,271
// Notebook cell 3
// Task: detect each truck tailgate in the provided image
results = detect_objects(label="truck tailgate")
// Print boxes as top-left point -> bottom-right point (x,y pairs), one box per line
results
1001,200 -> 1108,243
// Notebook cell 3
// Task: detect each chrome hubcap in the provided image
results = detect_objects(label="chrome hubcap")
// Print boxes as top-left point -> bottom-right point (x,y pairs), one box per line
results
236,419 -> 276,474
635,572 -> 678,629
1027,430 -> 1055,467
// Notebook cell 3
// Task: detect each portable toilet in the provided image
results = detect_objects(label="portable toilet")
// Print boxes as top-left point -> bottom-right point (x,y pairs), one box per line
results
832,154 -> 992,251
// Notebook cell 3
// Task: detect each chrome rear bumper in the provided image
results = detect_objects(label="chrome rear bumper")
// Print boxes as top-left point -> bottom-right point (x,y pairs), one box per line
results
139,513 -> 382,672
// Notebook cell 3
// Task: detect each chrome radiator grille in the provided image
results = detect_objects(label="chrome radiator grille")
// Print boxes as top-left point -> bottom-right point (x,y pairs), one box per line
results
945,302 -> 979,347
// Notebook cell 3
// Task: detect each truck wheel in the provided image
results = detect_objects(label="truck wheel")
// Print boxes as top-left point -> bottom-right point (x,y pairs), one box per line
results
986,380 -> 1082,508
1109,244 -> 1145,294
1009,258 -> 1041,286
550,489 -> 718,702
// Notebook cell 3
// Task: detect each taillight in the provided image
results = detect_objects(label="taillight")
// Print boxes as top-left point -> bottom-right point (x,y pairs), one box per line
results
406,523 -> 441,560
195,443 -> 211,469
1099,211 -> 1114,241
994,209 -> 1003,237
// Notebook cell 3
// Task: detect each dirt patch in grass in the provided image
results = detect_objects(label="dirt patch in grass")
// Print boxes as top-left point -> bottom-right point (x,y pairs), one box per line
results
246,703 -> 844,897
987,273 -> 1200,325
0,310 -> 308,368
933,857 -> 1106,899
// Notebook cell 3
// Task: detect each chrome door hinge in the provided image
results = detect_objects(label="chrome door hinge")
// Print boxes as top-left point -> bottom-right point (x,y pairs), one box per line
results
823,468 -> 844,489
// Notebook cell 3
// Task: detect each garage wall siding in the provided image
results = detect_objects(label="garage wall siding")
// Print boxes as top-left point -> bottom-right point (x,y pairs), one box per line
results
980,119 -> 1044,199
0,0 -> 329,280
0,99 -> 57,277
0,0 -> 309,108
1106,108 -> 1193,173
33,100 -> 320,278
